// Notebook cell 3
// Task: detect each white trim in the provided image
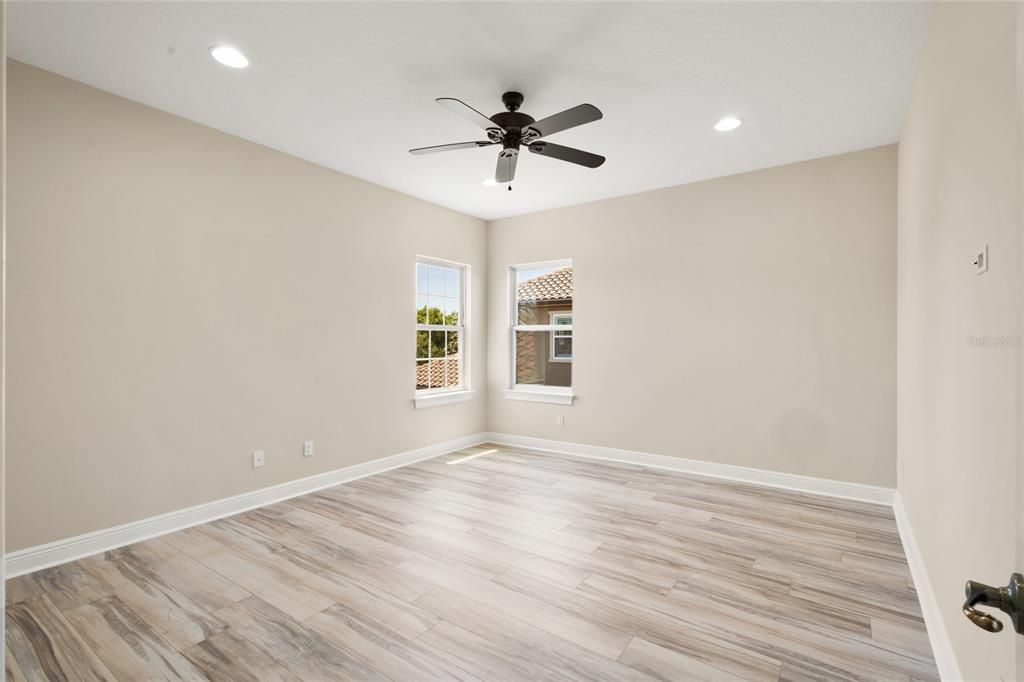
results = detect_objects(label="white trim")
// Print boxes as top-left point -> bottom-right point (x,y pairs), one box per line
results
893,492 -> 961,681
509,259 -> 573,392
416,324 -> 462,333
509,258 -> 572,272
504,388 -> 575,406
415,254 -> 467,269
4,432 -> 488,578
483,432 -> 895,505
5,429 -> 910,593
415,256 -> 469,395
414,389 -> 475,409
513,324 -> 571,332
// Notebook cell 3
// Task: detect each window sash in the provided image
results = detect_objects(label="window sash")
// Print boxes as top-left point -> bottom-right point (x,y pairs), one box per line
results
415,329 -> 464,393
415,328 -> 464,392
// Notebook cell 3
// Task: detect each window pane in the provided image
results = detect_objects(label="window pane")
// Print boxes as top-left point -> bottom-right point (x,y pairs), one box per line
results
515,331 -> 571,387
427,297 -> 444,324
447,330 -> 459,355
416,331 -> 429,360
553,333 -> 572,359
429,330 -> 446,359
416,294 -> 428,323
429,265 -> 445,296
416,355 -> 460,390
516,265 -> 572,325
443,355 -> 459,388
445,297 -> 460,325
444,267 -> 460,300
416,263 -> 428,296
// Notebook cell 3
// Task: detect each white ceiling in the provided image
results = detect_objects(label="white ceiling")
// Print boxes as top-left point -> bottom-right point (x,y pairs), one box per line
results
8,1 -> 931,220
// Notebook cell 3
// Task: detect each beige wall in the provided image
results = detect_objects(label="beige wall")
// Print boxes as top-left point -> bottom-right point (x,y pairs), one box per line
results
1018,5 -> 1024,676
488,146 -> 897,487
5,61 -> 487,551
6,59 -> 903,555
1,1 -> 7,657
897,3 -> 1020,680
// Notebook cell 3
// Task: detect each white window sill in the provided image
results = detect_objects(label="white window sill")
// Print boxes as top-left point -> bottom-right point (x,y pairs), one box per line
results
504,388 -> 575,406
414,390 -> 475,409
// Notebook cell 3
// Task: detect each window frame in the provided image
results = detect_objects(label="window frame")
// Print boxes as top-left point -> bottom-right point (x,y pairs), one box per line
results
506,259 -> 574,405
415,256 -> 470,406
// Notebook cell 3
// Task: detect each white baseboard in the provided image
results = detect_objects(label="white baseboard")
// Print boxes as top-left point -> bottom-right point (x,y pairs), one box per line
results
5,430 -> 900,580
483,432 -> 896,506
4,432 -> 488,578
893,492 -> 961,681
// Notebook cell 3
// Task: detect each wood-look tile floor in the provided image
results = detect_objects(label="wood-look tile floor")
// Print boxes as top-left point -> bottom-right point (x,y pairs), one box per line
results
5,445 -> 938,681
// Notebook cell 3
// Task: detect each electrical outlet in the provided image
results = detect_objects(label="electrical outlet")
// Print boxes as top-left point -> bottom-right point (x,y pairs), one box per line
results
556,414 -> 565,427
974,245 -> 989,274
303,440 -> 314,457
252,450 -> 265,469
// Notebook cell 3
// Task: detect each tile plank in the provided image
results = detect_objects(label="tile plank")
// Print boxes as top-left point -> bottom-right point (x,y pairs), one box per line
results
63,595 -> 208,680
5,595 -> 114,681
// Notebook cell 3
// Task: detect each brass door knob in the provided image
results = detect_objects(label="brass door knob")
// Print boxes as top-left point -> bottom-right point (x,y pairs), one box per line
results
963,601 -> 1003,632
963,574 -> 1024,635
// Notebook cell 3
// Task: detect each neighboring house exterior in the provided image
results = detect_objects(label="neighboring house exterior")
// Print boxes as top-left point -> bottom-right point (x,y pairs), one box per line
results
516,266 -> 573,387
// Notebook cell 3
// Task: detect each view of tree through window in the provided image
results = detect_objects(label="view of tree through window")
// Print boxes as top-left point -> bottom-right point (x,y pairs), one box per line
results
512,262 -> 573,388
416,260 -> 465,392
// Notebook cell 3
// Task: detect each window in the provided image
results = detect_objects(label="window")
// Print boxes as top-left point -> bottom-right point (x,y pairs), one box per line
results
415,258 -> 468,405
507,260 -> 574,405
550,312 -> 573,361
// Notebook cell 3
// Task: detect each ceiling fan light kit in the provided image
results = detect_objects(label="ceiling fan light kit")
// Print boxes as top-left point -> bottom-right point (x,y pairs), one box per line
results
409,91 -> 605,190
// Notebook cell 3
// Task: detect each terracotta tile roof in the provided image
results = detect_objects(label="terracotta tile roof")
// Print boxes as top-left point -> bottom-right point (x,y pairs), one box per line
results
517,267 -> 573,302
416,356 -> 459,389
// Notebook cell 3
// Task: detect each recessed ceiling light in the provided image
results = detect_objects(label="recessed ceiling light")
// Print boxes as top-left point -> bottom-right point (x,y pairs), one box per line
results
482,178 -> 499,187
209,45 -> 249,69
714,116 -> 742,132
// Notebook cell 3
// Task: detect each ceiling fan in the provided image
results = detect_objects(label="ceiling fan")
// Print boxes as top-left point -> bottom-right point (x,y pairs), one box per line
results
409,91 -> 605,190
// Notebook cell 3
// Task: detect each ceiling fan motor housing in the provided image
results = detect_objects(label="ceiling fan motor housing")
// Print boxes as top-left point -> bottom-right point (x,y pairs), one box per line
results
490,111 -> 536,148
491,92 -> 541,149
501,91 -> 524,112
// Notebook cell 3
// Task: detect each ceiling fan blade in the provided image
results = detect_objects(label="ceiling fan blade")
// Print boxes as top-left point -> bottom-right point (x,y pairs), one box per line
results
409,141 -> 495,155
528,141 -> 605,168
526,103 -> 602,139
495,150 -> 518,183
437,97 -> 502,132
